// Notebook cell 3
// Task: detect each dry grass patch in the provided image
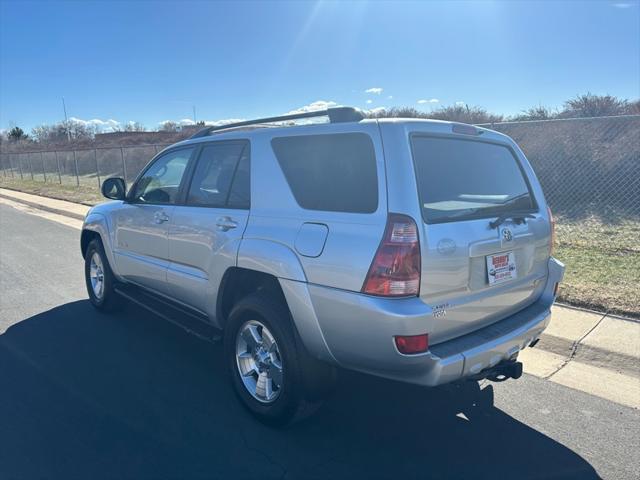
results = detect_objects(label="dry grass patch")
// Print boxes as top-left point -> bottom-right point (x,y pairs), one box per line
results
555,216 -> 639,319
0,177 -> 102,205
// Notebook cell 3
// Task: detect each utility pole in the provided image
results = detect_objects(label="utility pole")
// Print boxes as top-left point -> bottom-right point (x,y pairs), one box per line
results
62,97 -> 71,143
193,105 -> 197,124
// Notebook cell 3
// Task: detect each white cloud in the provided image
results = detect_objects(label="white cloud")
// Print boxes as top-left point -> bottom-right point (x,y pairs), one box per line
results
387,95 -> 393,100
286,100 -> 339,115
68,117 -> 121,132
417,98 -> 439,104
156,118 -> 246,130
203,118 -> 245,127
366,99 -> 373,104
365,87 -> 383,95
158,100 -> 347,131
612,2 -> 635,8
455,101 -> 466,107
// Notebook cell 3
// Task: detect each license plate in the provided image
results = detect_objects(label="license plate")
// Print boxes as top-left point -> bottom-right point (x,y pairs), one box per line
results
486,251 -> 517,285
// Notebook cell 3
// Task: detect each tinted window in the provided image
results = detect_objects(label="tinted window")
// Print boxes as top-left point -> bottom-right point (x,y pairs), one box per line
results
227,150 -> 250,209
132,148 -> 193,204
411,136 -> 535,223
271,133 -> 378,213
187,143 -> 247,208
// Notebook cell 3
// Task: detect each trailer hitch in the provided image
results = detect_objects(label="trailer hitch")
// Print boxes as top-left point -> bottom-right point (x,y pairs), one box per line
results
468,359 -> 523,383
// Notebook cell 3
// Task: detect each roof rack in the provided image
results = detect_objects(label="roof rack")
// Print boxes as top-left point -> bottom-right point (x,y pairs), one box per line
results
189,106 -> 364,139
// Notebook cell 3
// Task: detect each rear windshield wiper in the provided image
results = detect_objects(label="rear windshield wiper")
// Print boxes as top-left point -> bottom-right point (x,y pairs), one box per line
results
489,211 -> 536,229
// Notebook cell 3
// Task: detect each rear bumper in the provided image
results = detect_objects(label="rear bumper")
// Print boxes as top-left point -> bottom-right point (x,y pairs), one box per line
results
297,257 -> 564,386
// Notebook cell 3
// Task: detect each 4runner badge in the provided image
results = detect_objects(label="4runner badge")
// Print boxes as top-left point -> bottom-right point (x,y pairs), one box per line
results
432,303 -> 449,318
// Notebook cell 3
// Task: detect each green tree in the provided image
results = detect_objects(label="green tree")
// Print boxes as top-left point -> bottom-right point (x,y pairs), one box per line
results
8,126 -> 28,141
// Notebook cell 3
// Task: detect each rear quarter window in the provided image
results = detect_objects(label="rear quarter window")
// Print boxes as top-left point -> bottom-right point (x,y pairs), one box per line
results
271,132 -> 378,213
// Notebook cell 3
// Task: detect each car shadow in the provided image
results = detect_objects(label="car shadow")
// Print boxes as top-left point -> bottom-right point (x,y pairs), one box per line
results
0,300 -> 599,479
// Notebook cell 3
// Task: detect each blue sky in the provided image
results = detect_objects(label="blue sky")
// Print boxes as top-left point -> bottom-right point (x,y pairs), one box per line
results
1,0 -> 638,132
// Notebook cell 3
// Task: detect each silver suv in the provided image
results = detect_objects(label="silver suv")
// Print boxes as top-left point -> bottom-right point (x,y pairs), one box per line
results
81,107 -> 564,425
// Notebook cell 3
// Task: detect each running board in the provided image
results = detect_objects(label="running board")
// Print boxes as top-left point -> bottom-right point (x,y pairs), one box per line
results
114,284 -> 221,344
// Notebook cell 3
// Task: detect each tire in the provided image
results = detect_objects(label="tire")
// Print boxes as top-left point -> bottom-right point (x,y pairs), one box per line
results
224,292 -> 335,426
84,238 -> 122,312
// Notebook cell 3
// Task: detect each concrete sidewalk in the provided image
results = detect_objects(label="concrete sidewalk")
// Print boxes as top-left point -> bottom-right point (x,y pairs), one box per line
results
520,305 -> 639,408
0,187 -> 90,220
1,187 -> 638,408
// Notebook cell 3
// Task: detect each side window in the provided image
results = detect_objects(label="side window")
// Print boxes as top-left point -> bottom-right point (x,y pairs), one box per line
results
227,149 -> 250,209
132,147 -> 193,204
271,133 -> 378,213
186,142 -> 247,208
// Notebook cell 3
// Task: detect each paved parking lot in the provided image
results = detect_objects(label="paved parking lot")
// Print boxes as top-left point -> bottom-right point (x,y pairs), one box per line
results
1,200 -> 639,479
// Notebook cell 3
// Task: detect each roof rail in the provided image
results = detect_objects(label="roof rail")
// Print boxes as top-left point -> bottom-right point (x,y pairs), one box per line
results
189,106 -> 364,139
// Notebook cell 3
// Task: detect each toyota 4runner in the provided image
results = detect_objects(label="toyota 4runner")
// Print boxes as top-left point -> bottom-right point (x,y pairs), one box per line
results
81,107 -> 564,425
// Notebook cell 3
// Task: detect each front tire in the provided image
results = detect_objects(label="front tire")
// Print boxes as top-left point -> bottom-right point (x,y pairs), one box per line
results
84,238 -> 122,312
224,293 -> 334,426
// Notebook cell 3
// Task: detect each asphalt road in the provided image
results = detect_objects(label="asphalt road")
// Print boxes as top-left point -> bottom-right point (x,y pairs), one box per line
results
1,202 -> 638,480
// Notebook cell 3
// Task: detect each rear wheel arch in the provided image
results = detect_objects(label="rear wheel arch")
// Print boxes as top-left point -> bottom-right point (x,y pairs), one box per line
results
216,267 -> 288,331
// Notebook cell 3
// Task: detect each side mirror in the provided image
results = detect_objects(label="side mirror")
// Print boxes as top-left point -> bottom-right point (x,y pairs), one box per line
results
101,177 -> 126,200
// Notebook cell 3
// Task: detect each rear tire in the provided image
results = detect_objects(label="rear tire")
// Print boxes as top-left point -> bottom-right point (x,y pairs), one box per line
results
84,238 -> 122,312
224,292 -> 335,426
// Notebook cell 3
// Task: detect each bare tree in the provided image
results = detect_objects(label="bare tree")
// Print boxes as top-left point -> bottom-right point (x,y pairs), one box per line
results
366,107 -> 428,119
159,121 -> 179,132
428,104 -> 503,124
124,122 -> 146,132
561,93 -> 630,118
30,120 -> 97,145
627,100 -> 640,115
368,104 -> 503,124
511,105 -> 556,121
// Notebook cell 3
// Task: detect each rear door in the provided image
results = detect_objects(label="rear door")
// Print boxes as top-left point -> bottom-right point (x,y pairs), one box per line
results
167,141 -> 250,316
410,134 -> 551,344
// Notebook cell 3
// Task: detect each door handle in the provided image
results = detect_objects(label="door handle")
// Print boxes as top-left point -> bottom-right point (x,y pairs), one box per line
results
154,211 -> 170,224
216,216 -> 238,231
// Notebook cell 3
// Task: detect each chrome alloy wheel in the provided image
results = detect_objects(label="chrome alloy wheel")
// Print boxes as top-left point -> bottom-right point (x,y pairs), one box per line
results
235,320 -> 284,403
89,252 -> 105,300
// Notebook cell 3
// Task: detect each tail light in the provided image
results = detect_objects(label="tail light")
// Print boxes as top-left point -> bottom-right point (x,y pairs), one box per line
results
362,214 -> 421,297
547,206 -> 556,255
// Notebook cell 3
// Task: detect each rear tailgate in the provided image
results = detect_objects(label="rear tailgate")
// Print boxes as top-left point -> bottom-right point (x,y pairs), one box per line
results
410,132 -> 552,344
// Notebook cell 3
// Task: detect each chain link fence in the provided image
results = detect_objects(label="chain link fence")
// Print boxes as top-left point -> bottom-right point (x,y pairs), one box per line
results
0,144 -> 170,189
485,115 -> 640,317
1,115 -> 639,316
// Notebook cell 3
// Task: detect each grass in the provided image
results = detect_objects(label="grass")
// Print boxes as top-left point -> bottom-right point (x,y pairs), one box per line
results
2,176 -> 638,318
554,216 -> 640,319
0,176 -> 103,205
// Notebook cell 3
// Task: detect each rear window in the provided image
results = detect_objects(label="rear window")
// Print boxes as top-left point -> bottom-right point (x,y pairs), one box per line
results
271,133 -> 378,213
411,136 -> 536,224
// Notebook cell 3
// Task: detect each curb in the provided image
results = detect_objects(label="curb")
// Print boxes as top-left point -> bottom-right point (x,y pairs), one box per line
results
535,332 -> 639,378
0,191 -> 87,221
0,185 -> 96,207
